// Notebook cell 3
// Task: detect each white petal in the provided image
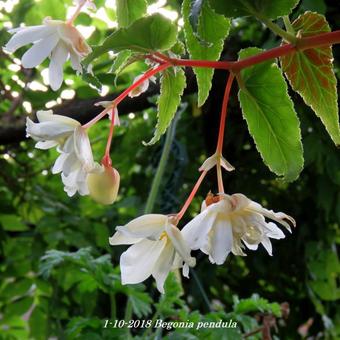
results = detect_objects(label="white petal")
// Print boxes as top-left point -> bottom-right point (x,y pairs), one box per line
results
128,75 -> 149,98
5,25 -> 56,52
52,153 -> 68,174
109,107 -> 120,126
109,231 -> 142,245
261,236 -> 273,256
35,140 -> 58,149
165,223 -> 196,268
49,41 -> 69,91
74,127 -> 94,171
264,222 -> 285,239
70,50 -> 82,73
62,153 -> 81,176
116,214 -> 167,240
199,153 -> 234,172
209,218 -> 233,265
182,263 -> 190,278
21,33 -> 60,68
181,208 -> 216,250
120,239 -> 166,285
243,240 -> 258,251
36,110 -> 80,126
26,117 -> 76,141
152,242 -> 175,293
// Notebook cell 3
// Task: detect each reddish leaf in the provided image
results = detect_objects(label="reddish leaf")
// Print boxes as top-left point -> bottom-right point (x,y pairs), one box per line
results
281,12 -> 340,145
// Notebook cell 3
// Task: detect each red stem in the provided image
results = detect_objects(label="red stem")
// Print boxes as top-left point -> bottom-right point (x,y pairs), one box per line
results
103,108 -> 116,163
162,30 -> 340,72
216,73 -> 235,154
176,170 -> 207,223
83,62 -> 171,129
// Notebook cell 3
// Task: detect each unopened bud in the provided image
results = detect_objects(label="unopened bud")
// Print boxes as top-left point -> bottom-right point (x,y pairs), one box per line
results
87,166 -> 120,205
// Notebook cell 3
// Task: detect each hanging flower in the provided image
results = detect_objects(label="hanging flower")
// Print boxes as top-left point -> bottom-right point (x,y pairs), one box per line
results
128,74 -> 156,98
94,102 -> 120,126
109,214 -> 196,293
199,152 -> 234,172
26,110 -> 100,196
5,17 -> 91,90
26,110 -> 80,149
182,193 -> 295,265
87,164 -> 120,204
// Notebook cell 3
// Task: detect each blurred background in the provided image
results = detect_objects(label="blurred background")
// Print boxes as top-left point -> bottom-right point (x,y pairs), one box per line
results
0,0 -> 339,339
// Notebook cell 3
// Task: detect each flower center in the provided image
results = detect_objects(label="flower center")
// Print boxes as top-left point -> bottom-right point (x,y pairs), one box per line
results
159,231 -> 168,241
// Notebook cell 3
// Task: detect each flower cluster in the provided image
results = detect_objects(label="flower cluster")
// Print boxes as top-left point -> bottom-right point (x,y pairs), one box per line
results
4,0 -> 297,294
109,193 -> 294,292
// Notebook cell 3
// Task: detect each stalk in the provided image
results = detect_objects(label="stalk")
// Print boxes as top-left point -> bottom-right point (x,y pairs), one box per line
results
144,111 -> 180,214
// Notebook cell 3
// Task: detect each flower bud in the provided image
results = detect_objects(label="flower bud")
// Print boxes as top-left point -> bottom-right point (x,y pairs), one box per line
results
87,166 -> 120,205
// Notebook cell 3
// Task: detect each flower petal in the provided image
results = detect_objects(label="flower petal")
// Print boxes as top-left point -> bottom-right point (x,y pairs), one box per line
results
74,126 -> 94,171
5,25 -> 56,52
21,33 -> 59,68
209,218 -> 233,265
35,140 -> 58,150
26,117 -> 76,141
152,242 -> 175,293
120,239 -> 166,285
165,223 -> 196,268
181,208 -> 216,250
261,236 -> 273,256
109,231 -> 142,245
49,41 -> 69,91
264,222 -> 285,239
52,153 -> 68,174
116,214 -> 167,240
69,50 -> 82,73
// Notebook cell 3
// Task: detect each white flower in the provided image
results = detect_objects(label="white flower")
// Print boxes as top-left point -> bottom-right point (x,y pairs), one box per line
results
109,214 -> 196,293
5,17 -> 91,90
94,102 -> 120,126
26,110 -> 80,149
182,193 -> 295,265
128,74 -> 156,98
26,110 -> 99,196
199,152 -> 234,172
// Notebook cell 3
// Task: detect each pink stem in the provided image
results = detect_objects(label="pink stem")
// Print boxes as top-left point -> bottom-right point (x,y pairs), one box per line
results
176,170 -> 208,223
83,62 -> 171,129
216,73 -> 235,154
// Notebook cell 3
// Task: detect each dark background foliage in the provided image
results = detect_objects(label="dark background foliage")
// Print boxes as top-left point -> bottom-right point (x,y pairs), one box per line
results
0,0 -> 339,339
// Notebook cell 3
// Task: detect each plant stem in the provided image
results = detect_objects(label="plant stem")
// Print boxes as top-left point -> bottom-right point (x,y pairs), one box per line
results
67,0 -> 87,25
176,170 -> 207,223
83,63 -> 170,129
258,16 -> 297,43
191,268 -> 211,311
110,293 -> 116,319
216,74 -> 235,154
165,30 -> 340,71
283,15 -> 295,35
144,111 -> 179,214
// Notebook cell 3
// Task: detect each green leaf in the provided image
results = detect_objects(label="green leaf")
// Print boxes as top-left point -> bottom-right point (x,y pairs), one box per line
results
128,290 -> 152,318
145,67 -> 186,145
116,0 -> 147,28
233,294 -> 282,317
280,12 -> 340,146
238,47 -> 303,181
182,0 -> 230,106
209,0 -> 299,19
0,214 -> 28,231
84,14 -> 177,65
